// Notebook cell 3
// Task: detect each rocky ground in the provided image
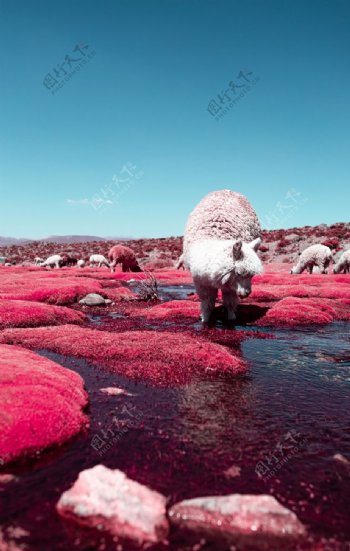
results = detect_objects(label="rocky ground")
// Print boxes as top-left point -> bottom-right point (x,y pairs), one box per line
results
0,224 -> 350,550
1,221 -> 350,268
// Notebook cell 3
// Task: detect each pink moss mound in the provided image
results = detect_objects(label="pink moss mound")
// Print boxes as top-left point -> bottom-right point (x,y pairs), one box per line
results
0,270 -> 103,305
169,494 -> 306,549
0,299 -> 85,329
143,300 -> 200,320
0,325 -> 247,386
257,297 -> 338,326
103,287 -> 137,301
57,465 -> 169,545
0,345 -> 88,465
245,271 -> 350,327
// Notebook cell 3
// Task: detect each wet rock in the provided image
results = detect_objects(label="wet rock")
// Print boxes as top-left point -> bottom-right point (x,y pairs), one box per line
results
0,473 -> 16,485
168,494 -> 306,549
223,465 -> 241,479
334,453 -> 350,468
57,465 -> 169,545
79,293 -> 111,306
99,387 -> 133,396
0,345 -> 88,465
0,528 -> 27,551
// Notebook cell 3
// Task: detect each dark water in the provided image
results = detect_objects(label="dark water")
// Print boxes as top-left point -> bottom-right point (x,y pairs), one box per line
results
1,294 -> 350,550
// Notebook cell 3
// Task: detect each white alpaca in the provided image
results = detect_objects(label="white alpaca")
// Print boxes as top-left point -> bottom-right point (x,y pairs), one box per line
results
40,254 -> 63,269
77,259 -> 86,268
291,244 -> 332,274
187,238 -> 262,322
89,254 -> 110,268
333,250 -> 350,274
182,190 -> 262,323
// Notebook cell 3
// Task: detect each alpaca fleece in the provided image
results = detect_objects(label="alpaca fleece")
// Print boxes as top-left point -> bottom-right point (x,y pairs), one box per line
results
183,190 -> 261,254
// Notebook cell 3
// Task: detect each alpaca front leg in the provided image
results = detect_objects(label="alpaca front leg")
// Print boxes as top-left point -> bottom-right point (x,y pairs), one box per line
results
222,289 -> 239,321
195,283 -> 217,323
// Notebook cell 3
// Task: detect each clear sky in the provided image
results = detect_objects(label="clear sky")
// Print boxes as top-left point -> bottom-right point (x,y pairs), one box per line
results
0,0 -> 349,239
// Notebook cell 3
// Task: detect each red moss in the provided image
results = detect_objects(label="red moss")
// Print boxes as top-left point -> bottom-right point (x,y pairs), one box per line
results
0,273 -> 103,305
143,300 -> 199,320
0,345 -> 88,465
103,287 -> 137,301
0,325 -> 247,387
321,238 -> 339,250
0,299 -> 85,329
257,297 -> 336,326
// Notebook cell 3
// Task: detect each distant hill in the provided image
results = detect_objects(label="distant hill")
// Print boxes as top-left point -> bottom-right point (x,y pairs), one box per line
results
0,237 -> 32,246
41,235 -> 109,244
0,235 -> 132,246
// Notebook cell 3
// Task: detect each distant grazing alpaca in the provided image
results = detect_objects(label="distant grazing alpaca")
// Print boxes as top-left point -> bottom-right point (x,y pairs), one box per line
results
89,254 -> 110,268
61,254 -> 78,267
291,244 -> 332,274
34,257 -> 44,265
333,250 -> 350,274
77,259 -> 86,268
181,189 -> 262,323
108,245 -> 142,273
40,254 -> 63,269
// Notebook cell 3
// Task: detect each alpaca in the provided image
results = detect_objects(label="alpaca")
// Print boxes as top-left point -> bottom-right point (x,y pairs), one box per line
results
89,254 -> 110,268
333,250 -> 350,274
40,254 -> 63,269
108,245 -> 142,273
291,244 -> 332,274
182,190 -> 262,323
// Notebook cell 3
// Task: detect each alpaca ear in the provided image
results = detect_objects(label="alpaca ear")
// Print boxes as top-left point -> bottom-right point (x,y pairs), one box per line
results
232,240 -> 243,258
249,237 -> 261,252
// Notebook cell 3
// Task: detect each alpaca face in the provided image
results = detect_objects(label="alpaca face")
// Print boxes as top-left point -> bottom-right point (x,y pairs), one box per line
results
234,275 -> 252,298
230,238 -> 262,297
189,238 -> 262,291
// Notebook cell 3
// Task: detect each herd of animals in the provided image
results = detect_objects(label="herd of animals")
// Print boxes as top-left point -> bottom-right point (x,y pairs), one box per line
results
1,190 -> 349,324
32,244 -> 143,272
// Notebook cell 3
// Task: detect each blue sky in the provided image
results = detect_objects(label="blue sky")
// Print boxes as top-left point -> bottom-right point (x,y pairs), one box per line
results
0,0 -> 349,239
